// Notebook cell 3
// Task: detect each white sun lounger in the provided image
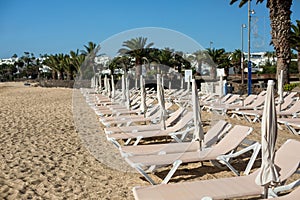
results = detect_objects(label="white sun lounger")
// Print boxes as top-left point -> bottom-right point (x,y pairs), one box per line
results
104,106 -> 186,134
125,125 -> 260,184
119,120 -> 232,157
236,94 -> 298,123
132,139 -> 300,200
107,112 -> 194,148
277,118 -> 300,135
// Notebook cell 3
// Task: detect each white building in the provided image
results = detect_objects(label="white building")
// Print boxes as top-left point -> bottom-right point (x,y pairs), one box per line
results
243,52 -> 276,66
0,57 -> 18,65
94,55 -> 111,67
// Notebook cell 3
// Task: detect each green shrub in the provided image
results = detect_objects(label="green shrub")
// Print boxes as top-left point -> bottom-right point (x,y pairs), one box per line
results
284,82 -> 300,91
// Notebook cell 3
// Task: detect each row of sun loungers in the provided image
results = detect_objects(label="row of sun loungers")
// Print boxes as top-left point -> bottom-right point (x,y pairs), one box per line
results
204,90 -> 300,136
81,79 -> 300,199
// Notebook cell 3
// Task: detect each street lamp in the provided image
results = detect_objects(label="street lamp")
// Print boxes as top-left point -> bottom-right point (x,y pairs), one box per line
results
247,0 -> 255,95
210,41 -> 213,50
241,24 -> 246,85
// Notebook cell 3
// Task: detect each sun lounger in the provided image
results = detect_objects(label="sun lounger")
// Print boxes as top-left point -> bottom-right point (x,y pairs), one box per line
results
235,94 -> 298,123
228,94 -> 272,118
125,125 -> 260,184
203,94 -> 241,110
98,101 -> 171,119
206,94 -> 258,115
277,100 -> 300,118
119,120 -> 232,157
132,139 -> 300,199
101,110 -> 159,127
104,107 -> 185,134
107,112 -> 194,148
201,93 -> 232,107
101,103 -> 176,127
277,118 -> 300,135
99,103 -> 159,123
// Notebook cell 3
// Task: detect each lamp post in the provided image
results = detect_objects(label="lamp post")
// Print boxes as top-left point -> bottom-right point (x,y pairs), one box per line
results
241,24 -> 246,85
247,0 -> 255,95
210,41 -> 213,50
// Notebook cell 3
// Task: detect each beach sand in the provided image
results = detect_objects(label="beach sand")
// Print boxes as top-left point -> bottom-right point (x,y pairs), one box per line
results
0,82 -> 299,199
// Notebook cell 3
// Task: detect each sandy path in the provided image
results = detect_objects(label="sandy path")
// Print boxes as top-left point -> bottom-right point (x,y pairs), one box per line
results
0,82 -> 143,199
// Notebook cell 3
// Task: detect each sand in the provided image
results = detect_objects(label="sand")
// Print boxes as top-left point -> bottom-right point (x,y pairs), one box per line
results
0,82 -> 299,199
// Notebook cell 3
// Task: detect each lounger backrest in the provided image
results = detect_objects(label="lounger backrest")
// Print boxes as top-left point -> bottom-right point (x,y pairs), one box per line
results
209,125 -> 252,155
285,91 -> 297,99
146,104 -> 160,117
258,90 -> 267,97
165,107 -> 186,127
220,93 -> 232,103
147,103 -> 173,119
167,112 -> 193,132
224,94 -> 240,104
247,95 -> 266,108
277,94 -> 296,110
284,100 -> 300,113
243,94 -> 258,106
274,139 -> 300,181
203,120 -> 231,147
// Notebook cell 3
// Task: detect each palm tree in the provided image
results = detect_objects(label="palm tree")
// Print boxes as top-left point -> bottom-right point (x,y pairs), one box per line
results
118,37 -> 154,76
230,0 -> 292,84
290,20 -> 300,75
150,48 -> 174,73
43,55 -> 56,79
81,41 -> 100,76
109,55 -> 132,74
81,41 -> 99,55
62,55 -> 74,80
70,49 -> 85,78
43,54 -> 64,80
264,51 -> 276,64
207,48 -> 228,79
231,49 -> 243,74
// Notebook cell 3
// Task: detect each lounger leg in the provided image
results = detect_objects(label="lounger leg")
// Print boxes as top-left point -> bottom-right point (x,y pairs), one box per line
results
133,136 -> 143,146
252,115 -> 260,123
285,122 -> 300,135
107,138 -> 121,149
230,113 -> 241,120
244,142 -> 261,175
277,123 -> 284,131
216,158 -> 240,176
124,138 -> 132,145
134,165 -> 157,185
161,160 -> 183,184
242,113 -> 252,123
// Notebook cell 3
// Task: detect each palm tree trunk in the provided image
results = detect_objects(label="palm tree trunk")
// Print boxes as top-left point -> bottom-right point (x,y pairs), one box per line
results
66,71 -> 72,80
52,70 -> 56,79
57,71 -> 62,80
198,62 -> 202,75
268,0 -> 292,84
135,58 -> 142,77
210,67 -> 216,80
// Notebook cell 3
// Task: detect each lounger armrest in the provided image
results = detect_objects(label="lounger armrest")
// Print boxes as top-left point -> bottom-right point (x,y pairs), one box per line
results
217,141 -> 261,175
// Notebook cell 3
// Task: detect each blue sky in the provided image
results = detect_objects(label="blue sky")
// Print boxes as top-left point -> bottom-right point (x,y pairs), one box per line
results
0,0 -> 299,58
